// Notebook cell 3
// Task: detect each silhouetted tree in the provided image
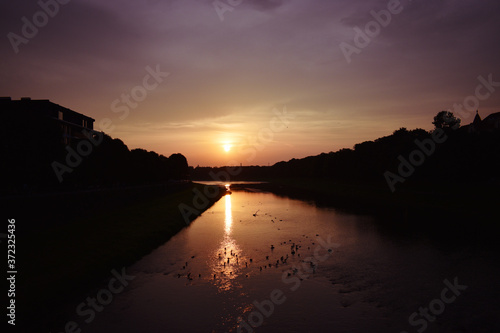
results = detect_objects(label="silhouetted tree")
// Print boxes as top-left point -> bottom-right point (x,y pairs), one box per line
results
433,111 -> 461,130
168,153 -> 189,180
392,127 -> 408,135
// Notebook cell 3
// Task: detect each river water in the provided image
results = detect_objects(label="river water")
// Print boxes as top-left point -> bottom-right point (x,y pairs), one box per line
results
89,185 -> 499,333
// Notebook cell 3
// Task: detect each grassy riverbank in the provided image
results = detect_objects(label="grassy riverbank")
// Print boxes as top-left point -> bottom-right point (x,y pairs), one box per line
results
17,182 -> 224,331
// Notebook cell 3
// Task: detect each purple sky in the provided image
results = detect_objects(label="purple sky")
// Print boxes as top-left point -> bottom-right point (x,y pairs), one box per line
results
2,0 -> 500,166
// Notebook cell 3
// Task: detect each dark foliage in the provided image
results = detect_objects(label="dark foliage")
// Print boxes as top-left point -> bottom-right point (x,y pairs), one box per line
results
432,110 -> 461,131
192,124 -> 500,191
0,112 -> 189,194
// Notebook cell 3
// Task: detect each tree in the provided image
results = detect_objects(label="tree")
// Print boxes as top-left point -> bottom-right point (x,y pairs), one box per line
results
393,127 -> 408,135
432,111 -> 461,130
168,153 -> 189,179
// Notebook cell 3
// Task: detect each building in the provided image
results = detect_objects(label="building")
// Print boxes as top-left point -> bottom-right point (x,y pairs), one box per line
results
0,97 -> 95,145
464,110 -> 500,133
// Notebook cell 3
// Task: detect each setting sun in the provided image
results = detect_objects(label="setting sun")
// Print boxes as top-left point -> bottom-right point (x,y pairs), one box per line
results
223,144 -> 231,152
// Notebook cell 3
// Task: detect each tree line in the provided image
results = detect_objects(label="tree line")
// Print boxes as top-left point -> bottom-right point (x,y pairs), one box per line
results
192,111 -> 500,191
0,110 -> 188,195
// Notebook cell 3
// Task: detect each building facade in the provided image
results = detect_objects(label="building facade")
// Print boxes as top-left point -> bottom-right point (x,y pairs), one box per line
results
0,97 -> 95,145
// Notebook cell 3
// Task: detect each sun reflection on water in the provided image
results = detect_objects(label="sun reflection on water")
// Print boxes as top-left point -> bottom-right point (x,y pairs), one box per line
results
211,193 -> 248,292
225,194 -> 232,234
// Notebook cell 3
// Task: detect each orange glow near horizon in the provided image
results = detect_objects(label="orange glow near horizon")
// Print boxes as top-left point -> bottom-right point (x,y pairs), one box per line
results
111,113 -> 435,167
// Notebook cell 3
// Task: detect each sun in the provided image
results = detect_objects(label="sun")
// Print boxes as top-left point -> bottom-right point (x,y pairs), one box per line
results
223,144 -> 231,152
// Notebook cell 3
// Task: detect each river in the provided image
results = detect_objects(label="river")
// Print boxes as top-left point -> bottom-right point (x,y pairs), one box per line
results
89,184 -> 499,333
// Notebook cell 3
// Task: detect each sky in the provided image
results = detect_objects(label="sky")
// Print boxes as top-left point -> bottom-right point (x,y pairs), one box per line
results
1,0 -> 500,167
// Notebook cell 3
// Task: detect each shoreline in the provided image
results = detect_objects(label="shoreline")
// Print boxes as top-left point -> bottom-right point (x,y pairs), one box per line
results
17,182 -> 225,331
230,179 -> 500,248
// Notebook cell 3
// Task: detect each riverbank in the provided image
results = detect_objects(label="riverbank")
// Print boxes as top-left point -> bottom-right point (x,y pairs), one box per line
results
232,179 -> 500,247
16,182 -> 225,331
